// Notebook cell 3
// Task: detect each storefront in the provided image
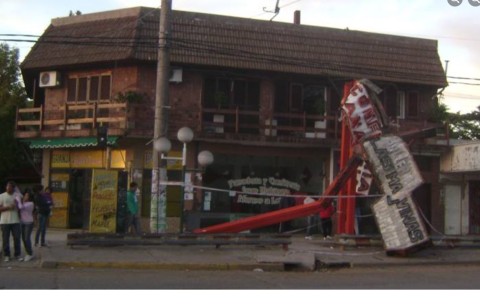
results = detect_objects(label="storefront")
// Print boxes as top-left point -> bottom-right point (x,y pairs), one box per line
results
184,146 -> 330,232
44,145 -> 127,232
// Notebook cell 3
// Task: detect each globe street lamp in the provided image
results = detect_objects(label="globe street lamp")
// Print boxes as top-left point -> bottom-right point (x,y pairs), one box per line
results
154,127 -> 214,233
154,137 -> 172,154
198,150 -> 214,167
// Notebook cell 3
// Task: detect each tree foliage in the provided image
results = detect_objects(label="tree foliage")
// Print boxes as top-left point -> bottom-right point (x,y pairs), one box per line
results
448,106 -> 480,140
0,43 -> 29,180
427,99 -> 480,140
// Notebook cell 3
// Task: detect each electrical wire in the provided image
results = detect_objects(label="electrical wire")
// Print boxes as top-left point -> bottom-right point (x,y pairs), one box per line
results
1,32 -> 453,83
4,8 -> 480,84
447,81 -> 480,86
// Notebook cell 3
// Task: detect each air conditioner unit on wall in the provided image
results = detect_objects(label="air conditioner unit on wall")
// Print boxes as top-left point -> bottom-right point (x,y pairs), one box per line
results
39,71 -> 61,88
169,68 -> 183,83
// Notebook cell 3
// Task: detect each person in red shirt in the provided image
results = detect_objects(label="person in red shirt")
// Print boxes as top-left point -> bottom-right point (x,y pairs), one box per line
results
319,202 -> 335,239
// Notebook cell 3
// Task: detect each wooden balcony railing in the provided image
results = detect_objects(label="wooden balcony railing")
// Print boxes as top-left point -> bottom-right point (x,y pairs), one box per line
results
200,107 -> 339,140
15,101 -> 128,138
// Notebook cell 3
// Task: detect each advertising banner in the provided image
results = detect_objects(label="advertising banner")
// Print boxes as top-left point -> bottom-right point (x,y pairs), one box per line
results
89,169 -> 118,232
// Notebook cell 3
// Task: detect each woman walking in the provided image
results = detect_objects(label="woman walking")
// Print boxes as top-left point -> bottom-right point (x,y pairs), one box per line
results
18,189 -> 35,261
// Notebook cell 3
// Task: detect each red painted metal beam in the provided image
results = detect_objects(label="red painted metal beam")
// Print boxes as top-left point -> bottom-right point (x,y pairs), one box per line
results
337,81 -> 356,234
194,156 -> 362,234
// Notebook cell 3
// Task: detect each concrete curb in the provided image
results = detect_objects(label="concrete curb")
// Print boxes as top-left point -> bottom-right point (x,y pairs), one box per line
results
22,230 -> 480,272
36,257 -> 480,271
345,260 -> 480,269
43,261 -> 285,271
335,235 -> 480,249
32,253 -> 480,272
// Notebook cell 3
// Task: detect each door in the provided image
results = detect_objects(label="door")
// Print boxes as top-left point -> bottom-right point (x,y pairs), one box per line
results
469,181 -> 480,234
445,184 -> 462,235
116,171 -> 128,233
412,183 -> 431,233
49,173 -> 70,228
69,169 -> 92,229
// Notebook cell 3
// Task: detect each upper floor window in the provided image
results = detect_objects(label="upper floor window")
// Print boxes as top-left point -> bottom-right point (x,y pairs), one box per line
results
203,77 -> 260,110
382,87 -> 397,118
396,90 -> 419,119
275,82 -> 327,115
67,74 -> 111,103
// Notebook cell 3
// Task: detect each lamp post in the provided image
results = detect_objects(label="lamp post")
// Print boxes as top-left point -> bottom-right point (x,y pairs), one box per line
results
154,127 -> 214,233
177,127 -> 194,233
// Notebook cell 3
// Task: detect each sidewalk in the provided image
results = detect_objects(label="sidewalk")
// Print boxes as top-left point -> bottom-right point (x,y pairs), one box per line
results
1,229 -> 480,271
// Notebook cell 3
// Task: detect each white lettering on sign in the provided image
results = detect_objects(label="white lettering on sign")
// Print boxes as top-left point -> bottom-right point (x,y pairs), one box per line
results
228,177 -> 300,206
372,195 -> 429,250
363,135 -> 429,251
342,81 -> 383,143
363,136 -> 423,196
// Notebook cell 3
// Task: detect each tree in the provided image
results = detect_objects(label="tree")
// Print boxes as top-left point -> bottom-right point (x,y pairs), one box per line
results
449,107 -> 480,140
428,98 -> 480,140
0,43 -> 30,181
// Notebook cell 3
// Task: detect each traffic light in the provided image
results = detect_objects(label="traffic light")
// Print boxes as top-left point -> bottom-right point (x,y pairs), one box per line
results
97,126 -> 108,147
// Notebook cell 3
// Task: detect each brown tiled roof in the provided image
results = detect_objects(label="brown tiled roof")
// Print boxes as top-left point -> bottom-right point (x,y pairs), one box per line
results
21,7 -> 447,87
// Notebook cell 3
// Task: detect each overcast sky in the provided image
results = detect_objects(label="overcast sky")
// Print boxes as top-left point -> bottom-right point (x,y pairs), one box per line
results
2,0 -> 479,114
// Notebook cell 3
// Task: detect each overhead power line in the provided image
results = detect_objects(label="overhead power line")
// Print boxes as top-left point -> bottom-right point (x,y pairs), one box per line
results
448,81 -> 480,86
448,75 -> 480,82
3,32 -> 480,85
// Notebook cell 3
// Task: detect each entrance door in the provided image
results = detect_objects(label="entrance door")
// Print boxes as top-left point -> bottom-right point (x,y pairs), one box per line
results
412,183 -> 431,233
469,181 -> 480,234
69,169 -> 92,229
445,184 -> 462,235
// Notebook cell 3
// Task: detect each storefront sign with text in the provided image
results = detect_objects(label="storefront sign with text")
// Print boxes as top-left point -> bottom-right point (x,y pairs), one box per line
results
228,177 -> 300,206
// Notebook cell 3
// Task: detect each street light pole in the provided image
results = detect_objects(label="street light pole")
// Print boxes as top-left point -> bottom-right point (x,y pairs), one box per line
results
177,127 -> 194,233
155,127 -> 214,233
151,0 -> 172,233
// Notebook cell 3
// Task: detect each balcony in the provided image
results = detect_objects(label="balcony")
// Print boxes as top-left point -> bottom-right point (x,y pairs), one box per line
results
199,107 -> 340,146
14,101 -> 128,139
15,102 -> 340,146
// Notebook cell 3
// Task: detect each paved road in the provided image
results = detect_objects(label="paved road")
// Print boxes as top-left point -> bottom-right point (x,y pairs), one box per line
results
1,264 -> 480,289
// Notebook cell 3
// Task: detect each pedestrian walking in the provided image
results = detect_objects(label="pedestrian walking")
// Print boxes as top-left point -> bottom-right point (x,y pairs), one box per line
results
33,185 -> 51,247
125,182 -> 141,235
304,196 -> 321,237
0,181 -> 22,262
18,189 -> 35,261
319,202 -> 335,240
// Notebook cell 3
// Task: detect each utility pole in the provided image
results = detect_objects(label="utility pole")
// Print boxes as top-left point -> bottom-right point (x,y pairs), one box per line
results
151,0 -> 172,233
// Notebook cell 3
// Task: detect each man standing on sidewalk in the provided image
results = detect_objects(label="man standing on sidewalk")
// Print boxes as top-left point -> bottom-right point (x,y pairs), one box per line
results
0,181 -> 22,262
125,182 -> 141,235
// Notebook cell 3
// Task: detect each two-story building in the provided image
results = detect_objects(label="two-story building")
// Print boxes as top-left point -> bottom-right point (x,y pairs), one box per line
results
17,7 -> 448,233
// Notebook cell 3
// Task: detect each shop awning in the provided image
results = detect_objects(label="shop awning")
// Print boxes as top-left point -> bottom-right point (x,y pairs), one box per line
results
23,137 -> 118,149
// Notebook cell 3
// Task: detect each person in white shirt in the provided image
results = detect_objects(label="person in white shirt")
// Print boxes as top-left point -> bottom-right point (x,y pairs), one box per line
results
0,181 -> 22,262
